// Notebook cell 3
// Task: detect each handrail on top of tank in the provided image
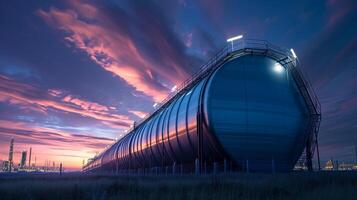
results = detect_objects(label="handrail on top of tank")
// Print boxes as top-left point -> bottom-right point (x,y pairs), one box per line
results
84,39 -> 321,169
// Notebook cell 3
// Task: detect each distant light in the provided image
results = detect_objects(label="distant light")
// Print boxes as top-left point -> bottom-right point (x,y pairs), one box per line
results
142,114 -> 146,118
227,35 -> 243,42
124,130 -> 128,133
290,48 -> 297,58
171,85 -> 177,92
119,134 -> 123,137
153,103 -> 158,108
274,63 -> 284,73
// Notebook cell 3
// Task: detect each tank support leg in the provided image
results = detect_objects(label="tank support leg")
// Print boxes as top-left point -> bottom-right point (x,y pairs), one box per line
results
306,139 -> 313,171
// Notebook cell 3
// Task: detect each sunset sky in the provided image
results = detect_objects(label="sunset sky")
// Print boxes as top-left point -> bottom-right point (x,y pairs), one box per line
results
0,0 -> 356,170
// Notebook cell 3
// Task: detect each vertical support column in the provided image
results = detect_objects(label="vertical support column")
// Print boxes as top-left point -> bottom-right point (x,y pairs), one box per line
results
172,162 -> 176,175
116,160 -> 119,175
224,159 -> 227,174
271,158 -> 276,175
195,158 -> 200,175
230,161 -> 233,174
306,139 -> 313,171
213,162 -> 218,175
129,155 -> 131,176
246,160 -> 249,173
197,112 -> 203,175
316,132 -> 321,171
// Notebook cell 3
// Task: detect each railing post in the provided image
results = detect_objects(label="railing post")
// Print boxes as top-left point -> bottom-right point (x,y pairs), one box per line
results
224,159 -> 227,174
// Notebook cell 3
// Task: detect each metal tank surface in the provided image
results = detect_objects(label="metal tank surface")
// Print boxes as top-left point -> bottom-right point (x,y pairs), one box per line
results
83,39 -> 321,173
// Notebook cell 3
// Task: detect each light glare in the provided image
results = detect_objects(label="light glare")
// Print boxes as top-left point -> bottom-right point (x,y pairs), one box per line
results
274,63 -> 284,73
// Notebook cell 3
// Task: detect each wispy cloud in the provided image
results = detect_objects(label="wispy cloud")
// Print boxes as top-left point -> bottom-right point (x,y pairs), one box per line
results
0,75 -> 132,129
128,110 -> 149,119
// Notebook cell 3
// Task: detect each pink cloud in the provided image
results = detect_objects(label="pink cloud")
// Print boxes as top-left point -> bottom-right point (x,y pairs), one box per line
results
37,1 -> 191,102
48,89 -> 63,97
63,95 -> 109,112
0,75 -> 132,129
129,110 -> 149,119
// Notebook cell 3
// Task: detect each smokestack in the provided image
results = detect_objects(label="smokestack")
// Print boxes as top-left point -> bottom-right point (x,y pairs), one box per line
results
59,163 -> 63,175
28,147 -> 32,167
20,150 -> 27,168
8,139 -> 14,172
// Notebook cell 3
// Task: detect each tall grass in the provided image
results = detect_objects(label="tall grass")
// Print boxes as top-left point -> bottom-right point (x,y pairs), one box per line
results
0,172 -> 356,200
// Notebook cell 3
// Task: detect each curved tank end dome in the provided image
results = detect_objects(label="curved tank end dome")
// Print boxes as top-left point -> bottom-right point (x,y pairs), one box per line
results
204,55 -> 310,172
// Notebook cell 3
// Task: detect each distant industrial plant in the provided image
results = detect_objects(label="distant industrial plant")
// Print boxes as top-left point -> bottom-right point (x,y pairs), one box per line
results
0,139 -> 63,173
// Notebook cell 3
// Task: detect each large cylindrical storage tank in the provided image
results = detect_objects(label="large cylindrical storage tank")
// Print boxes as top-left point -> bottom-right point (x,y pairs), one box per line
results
203,55 -> 310,172
83,40 -> 319,173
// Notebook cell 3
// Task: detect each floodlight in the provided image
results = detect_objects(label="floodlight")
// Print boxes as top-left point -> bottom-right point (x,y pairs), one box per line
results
290,48 -> 297,58
227,35 -> 243,42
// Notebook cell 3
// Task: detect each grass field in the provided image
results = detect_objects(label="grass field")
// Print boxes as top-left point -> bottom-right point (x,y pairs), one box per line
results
0,172 -> 356,200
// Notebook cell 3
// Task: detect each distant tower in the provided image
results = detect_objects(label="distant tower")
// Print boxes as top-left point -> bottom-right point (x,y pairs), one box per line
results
20,150 -> 27,168
59,163 -> 63,175
28,147 -> 32,167
8,139 -> 14,172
